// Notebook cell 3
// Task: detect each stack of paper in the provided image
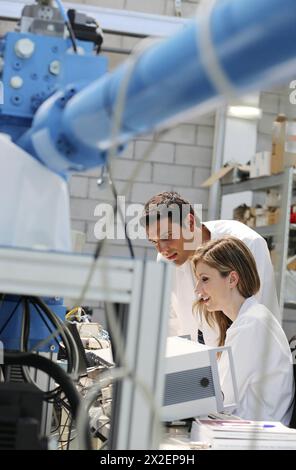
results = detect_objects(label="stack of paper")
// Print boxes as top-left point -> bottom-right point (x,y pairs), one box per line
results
191,419 -> 296,450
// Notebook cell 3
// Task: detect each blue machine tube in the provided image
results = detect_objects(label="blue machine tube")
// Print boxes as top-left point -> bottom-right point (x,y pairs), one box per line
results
60,0 -> 296,155
19,0 -> 296,173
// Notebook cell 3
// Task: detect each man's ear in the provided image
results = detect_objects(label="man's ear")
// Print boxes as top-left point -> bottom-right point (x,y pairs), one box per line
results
187,213 -> 195,232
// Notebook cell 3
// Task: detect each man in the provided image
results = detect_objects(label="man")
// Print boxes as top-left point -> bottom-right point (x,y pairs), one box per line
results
141,191 -> 280,346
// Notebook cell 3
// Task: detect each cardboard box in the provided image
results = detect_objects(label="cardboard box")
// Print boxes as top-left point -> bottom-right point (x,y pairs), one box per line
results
287,255 -> 296,270
266,189 -> 281,208
271,115 -> 296,174
255,211 -> 268,227
202,164 -> 250,187
267,208 -> 280,225
250,151 -> 271,178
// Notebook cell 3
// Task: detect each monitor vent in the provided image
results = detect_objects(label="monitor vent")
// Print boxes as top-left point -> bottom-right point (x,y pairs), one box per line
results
164,366 -> 214,406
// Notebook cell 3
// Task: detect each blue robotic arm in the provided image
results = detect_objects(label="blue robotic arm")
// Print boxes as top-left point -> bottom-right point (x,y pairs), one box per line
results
4,0 -> 296,176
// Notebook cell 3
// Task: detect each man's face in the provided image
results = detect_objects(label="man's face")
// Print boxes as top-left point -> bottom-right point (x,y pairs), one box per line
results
147,217 -> 195,266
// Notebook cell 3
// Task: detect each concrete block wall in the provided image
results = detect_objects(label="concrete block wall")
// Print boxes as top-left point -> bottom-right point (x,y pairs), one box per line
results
70,120 -> 214,261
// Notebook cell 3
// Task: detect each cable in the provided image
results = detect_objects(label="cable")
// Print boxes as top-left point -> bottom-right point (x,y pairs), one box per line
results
29,297 -> 80,380
65,306 -> 86,321
4,352 -> 81,421
31,301 -> 62,352
76,364 -> 163,450
55,0 -> 78,53
104,161 -> 135,259
0,296 -> 22,336
30,300 -> 73,372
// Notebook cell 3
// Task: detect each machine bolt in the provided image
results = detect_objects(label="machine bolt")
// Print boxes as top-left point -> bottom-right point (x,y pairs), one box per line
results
14,38 -> 35,59
49,60 -> 60,76
10,76 -> 23,89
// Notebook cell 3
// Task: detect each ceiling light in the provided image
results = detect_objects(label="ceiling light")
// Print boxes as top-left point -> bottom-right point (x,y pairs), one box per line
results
227,106 -> 262,120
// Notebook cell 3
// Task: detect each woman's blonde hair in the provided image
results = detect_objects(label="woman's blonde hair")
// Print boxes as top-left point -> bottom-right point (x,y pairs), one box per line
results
192,236 -> 260,346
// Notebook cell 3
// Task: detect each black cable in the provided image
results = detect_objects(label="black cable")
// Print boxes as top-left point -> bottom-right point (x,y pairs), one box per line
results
4,352 -> 81,420
106,163 -> 135,259
66,416 -> 73,449
55,0 -> 78,53
29,297 -> 75,375
30,299 -> 61,352
23,298 -> 30,351
0,296 -> 22,336
66,19 -> 78,53
59,407 -> 70,446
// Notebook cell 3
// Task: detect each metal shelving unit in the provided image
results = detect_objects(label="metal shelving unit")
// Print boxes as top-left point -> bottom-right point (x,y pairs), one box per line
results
0,247 -> 173,449
220,168 -> 296,318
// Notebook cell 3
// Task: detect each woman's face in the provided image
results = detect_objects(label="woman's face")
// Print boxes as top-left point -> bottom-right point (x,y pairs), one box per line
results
194,261 -> 231,312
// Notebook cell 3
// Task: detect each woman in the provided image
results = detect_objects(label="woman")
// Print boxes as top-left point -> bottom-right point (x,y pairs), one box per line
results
192,236 -> 294,424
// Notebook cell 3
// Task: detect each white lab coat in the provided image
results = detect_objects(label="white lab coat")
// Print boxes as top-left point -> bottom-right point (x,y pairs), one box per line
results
218,296 -> 294,424
158,219 -> 280,345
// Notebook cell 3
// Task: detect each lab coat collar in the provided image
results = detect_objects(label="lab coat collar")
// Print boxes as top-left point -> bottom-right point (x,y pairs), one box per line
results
237,296 -> 258,319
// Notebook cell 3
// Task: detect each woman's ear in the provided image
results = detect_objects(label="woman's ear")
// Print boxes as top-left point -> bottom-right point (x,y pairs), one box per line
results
229,270 -> 239,288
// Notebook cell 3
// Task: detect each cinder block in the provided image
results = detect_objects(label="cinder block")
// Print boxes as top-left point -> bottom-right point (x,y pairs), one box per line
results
69,176 -> 88,198
88,178 -> 131,201
134,141 -> 175,163
89,217 -> 130,245
193,167 -> 211,187
175,145 -> 212,167
70,220 -> 86,233
130,182 -> 169,204
196,126 -> 215,147
172,186 -> 209,210
70,198 -> 100,221
109,158 -> 152,182
183,113 -> 216,126
153,163 -> 193,185
121,142 -> 134,159
160,124 -> 196,145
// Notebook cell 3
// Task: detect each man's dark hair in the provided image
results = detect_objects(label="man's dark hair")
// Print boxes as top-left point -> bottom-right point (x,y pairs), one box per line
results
141,191 -> 199,228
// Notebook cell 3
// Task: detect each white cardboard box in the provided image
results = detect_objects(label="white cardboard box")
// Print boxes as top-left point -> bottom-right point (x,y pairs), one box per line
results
250,151 -> 271,178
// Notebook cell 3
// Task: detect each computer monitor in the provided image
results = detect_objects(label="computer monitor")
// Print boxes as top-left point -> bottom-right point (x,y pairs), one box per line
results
162,337 -> 238,421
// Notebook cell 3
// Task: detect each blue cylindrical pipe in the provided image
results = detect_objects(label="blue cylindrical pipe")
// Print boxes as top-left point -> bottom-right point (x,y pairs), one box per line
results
22,0 -> 296,172
62,0 -> 296,154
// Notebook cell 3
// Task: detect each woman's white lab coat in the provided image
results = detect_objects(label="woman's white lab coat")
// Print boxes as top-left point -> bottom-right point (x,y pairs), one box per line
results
218,296 -> 294,424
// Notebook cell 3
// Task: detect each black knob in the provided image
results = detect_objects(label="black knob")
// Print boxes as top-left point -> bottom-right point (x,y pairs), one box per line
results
200,377 -> 209,388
